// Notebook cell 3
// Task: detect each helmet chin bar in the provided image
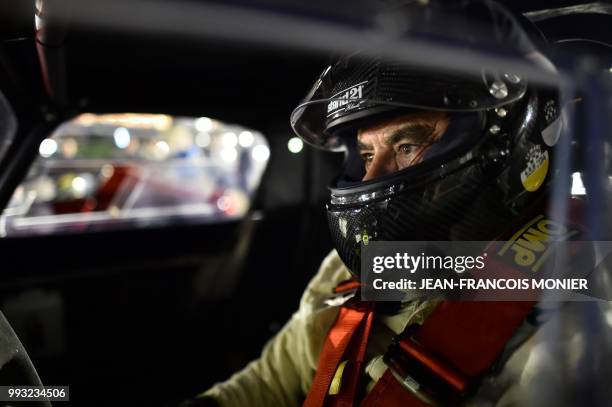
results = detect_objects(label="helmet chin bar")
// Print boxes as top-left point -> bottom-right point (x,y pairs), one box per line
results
326,163 -> 519,276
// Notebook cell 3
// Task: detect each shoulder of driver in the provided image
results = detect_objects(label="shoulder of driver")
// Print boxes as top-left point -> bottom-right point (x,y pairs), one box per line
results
199,251 -> 352,407
199,251 -> 436,407
202,250 -> 576,407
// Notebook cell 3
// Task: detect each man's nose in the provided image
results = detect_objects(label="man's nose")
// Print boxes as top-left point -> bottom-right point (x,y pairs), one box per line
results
362,151 -> 398,181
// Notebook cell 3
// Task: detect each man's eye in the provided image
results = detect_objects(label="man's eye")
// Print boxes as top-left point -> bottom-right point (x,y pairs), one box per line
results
361,153 -> 374,162
398,144 -> 418,155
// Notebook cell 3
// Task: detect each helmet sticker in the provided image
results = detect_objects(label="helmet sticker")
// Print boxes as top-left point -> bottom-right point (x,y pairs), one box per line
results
520,145 -> 549,192
327,81 -> 367,117
541,99 -> 563,147
355,230 -> 372,245
543,99 -> 557,123
541,115 -> 562,147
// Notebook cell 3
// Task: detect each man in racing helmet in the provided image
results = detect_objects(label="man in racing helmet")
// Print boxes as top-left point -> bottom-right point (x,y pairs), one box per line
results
183,1 -> 594,406
292,47 -> 559,274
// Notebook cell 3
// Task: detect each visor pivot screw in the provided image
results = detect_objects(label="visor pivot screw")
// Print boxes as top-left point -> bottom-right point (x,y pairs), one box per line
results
503,73 -> 521,84
495,107 -> 507,118
469,100 -> 478,108
489,81 -> 508,99
489,125 -> 501,134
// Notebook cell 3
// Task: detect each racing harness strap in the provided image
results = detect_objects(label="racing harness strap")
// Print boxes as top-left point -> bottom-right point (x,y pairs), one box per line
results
304,299 -> 534,407
302,298 -> 375,407
360,301 -> 535,406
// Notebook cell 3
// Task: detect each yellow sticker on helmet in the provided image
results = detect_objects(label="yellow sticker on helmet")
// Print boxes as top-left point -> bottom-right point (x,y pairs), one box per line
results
520,146 -> 549,192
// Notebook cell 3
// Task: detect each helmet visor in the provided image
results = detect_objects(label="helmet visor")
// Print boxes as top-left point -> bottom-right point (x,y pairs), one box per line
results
291,56 -> 527,151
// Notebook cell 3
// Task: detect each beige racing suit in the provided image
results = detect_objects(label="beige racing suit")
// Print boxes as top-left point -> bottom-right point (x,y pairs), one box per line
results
202,250 -> 572,407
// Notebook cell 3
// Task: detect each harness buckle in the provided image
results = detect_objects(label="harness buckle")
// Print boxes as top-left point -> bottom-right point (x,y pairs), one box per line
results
383,324 -> 473,406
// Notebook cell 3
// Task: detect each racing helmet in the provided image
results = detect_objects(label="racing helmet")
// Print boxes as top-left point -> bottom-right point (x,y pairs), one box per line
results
290,0 -> 562,275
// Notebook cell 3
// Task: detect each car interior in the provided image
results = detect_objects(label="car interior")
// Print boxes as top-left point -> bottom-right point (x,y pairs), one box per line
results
0,0 -> 610,405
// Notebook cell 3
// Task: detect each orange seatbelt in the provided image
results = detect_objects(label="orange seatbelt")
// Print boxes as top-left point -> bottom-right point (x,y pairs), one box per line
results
302,299 -> 374,407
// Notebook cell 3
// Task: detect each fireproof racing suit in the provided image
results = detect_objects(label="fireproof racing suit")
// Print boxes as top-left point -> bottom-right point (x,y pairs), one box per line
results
199,248 -> 578,407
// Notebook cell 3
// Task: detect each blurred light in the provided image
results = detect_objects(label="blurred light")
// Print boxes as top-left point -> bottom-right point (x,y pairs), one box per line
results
34,14 -> 43,31
252,145 -> 270,162
156,141 -> 170,154
39,139 -> 58,157
216,195 -> 232,212
222,132 -> 238,148
195,117 -> 214,132
238,131 -> 254,147
35,177 -> 56,201
76,113 -> 97,127
109,206 -> 121,218
288,137 -> 304,154
571,172 -> 586,195
196,132 -> 211,148
74,113 -> 172,130
606,309 -> 612,327
217,193 -> 239,216
71,176 -> 87,193
61,137 -> 79,158
101,164 -> 115,179
220,147 -> 238,162
113,127 -> 131,149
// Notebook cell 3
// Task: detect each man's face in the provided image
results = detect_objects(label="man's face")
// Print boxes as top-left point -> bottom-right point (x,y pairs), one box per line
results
357,111 -> 449,181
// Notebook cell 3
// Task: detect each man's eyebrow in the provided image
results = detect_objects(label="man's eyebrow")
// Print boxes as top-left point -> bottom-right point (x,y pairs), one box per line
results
357,122 -> 436,150
385,124 -> 435,147
356,130 -> 372,150
357,139 -> 372,151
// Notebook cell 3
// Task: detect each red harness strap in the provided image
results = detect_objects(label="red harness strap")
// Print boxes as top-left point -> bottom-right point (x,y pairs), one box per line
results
413,301 -> 535,378
303,300 -> 375,407
360,301 -> 535,406
304,288 -> 534,407
329,305 -> 375,407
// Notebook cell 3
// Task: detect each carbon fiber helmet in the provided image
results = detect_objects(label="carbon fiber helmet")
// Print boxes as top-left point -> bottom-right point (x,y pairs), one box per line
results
290,0 -> 562,275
